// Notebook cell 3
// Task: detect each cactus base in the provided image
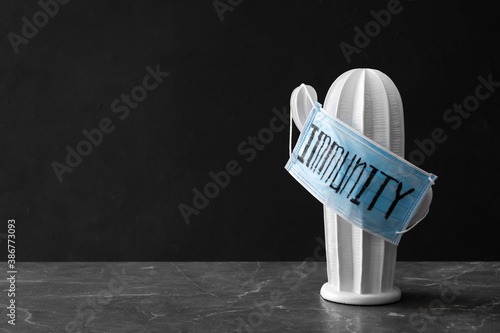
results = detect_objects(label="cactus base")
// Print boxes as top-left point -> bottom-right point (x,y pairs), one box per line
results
320,284 -> 401,305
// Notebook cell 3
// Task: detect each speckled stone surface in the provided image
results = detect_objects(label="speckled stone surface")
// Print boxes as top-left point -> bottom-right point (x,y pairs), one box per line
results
1,262 -> 499,332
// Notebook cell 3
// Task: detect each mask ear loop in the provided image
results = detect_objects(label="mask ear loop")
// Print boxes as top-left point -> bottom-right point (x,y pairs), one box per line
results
289,84 -> 317,158
288,109 -> 293,158
300,83 -> 317,109
289,105 -> 293,158
395,207 -> 429,234
397,179 -> 435,235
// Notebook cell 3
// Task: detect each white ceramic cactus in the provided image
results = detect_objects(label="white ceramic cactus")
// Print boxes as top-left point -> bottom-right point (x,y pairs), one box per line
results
290,68 -> 432,305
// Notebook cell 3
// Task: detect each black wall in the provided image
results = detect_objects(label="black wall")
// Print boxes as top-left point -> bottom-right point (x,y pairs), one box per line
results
1,0 -> 499,261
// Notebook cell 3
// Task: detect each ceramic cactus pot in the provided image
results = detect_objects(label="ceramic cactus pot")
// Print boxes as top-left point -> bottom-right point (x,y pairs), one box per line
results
320,68 -> 405,305
290,68 -> 432,305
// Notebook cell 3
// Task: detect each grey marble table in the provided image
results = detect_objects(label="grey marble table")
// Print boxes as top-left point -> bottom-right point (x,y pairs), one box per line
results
1,262 -> 499,333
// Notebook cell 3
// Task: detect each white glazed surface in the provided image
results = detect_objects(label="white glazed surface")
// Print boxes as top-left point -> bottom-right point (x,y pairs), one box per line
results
290,69 -> 433,304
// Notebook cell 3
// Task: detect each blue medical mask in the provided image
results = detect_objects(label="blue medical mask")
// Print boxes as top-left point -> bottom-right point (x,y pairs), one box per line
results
285,85 -> 437,245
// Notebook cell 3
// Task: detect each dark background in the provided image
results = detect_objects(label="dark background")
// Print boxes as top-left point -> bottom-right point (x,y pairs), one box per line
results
1,0 -> 498,261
